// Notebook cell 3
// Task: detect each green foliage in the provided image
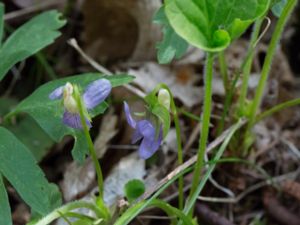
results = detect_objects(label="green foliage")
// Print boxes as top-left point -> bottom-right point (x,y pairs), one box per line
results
115,199 -> 194,225
153,6 -> 189,64
164,0 -> 270,52
0,174 -> 12,225
144,86 -> 171,137
272,0 -> 287,17
0,127 -> 62,216
183,120 -> 244,214
8,116 -> 54,162
0,98 -> 52,162
151,103 -> 171,137
7,73 -> 134,163
0,10 -> 66,81
0,3 -> 4,46
0,97 -> 17,116
124,179 -> 145,203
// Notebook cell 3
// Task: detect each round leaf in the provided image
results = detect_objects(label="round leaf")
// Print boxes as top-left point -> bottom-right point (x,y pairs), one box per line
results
124,179 -> 145,202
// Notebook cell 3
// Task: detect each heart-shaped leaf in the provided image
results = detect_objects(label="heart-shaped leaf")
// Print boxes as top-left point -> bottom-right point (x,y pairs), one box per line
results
0,127 -> 61,215
165,0 -> 270,52
8,73 -> 134,163
0,10 -> 66,81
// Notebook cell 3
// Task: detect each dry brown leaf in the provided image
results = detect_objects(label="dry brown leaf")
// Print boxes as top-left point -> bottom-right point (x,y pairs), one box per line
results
94,112 -> 118,159
129,62 -> 202,107
60,159 -> 95,202
282,180 -> 300,202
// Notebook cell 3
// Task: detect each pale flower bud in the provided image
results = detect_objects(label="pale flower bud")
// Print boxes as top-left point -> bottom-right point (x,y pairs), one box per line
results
158,89 -> 170,110
63,82 -> 78,113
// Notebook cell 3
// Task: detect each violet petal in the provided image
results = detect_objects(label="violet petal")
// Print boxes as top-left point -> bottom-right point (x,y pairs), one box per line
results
49,86 -> 64,100
83,79 -> 112,109
131,129 -> 143,144
123,101 -> 136,128
136,120 -> 155,139
138,125 -> 162,159
138,137 -> 158,159
63,111 -> 92,129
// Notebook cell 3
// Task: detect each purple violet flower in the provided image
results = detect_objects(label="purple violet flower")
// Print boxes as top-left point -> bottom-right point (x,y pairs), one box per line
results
49,79 -> 112,129
124,101 -> 163,159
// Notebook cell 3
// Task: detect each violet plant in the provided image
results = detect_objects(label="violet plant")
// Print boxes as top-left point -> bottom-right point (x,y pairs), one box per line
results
124,101 -> 163,159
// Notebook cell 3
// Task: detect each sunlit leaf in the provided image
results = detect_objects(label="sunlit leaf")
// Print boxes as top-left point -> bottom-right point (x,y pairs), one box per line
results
165,0 -> 270,52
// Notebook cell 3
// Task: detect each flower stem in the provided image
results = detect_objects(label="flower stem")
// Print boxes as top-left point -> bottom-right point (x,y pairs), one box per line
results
187,52 -> 214,214
35,200 -> 104,225
75,93 -> 104,199
246,0 -> 297,138
237,18 -> 264,115
156,84 -> 184,210
172,101 -> 184,210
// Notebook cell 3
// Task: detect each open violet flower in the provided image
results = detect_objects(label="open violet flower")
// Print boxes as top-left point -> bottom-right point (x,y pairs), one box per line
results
124,102 -> 163,159
49,79 -> 112,129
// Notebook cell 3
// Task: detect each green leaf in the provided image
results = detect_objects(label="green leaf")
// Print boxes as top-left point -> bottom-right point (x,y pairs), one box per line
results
0,98 -> 52,162
7,116 -> 54,162
0,10 -> 66,81
0,127 -> 62,215
153,6 -> 189,64
124,179 -> 145,203
272,0 -> 287,17
151,103 -> 171,137
0,3 -> 4,47
0,97 -> 18,117
8,73 -> 134,163
0,174 -> 12,225
165,0 -> 270,52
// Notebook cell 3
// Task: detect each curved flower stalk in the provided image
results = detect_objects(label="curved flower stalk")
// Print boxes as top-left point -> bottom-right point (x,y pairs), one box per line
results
124,102 -> 163,159
49,79 -> 112,129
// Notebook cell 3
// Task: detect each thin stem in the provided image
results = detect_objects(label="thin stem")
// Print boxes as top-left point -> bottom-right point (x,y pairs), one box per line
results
247,0 -> 297,130
218,51 -> 229,93
187,52 -> 214,214
35,201 -> 104,225
256,98 -> 300,122
237,18 -> 264,115
155,84 -> 184,210
180,108 -> 201,122
172,102 -> 184,210
75,93 -> 104,199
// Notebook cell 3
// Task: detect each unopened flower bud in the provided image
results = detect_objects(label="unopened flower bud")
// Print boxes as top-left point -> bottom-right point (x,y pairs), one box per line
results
63,83 -> 78,113
158,89 -> 170,110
